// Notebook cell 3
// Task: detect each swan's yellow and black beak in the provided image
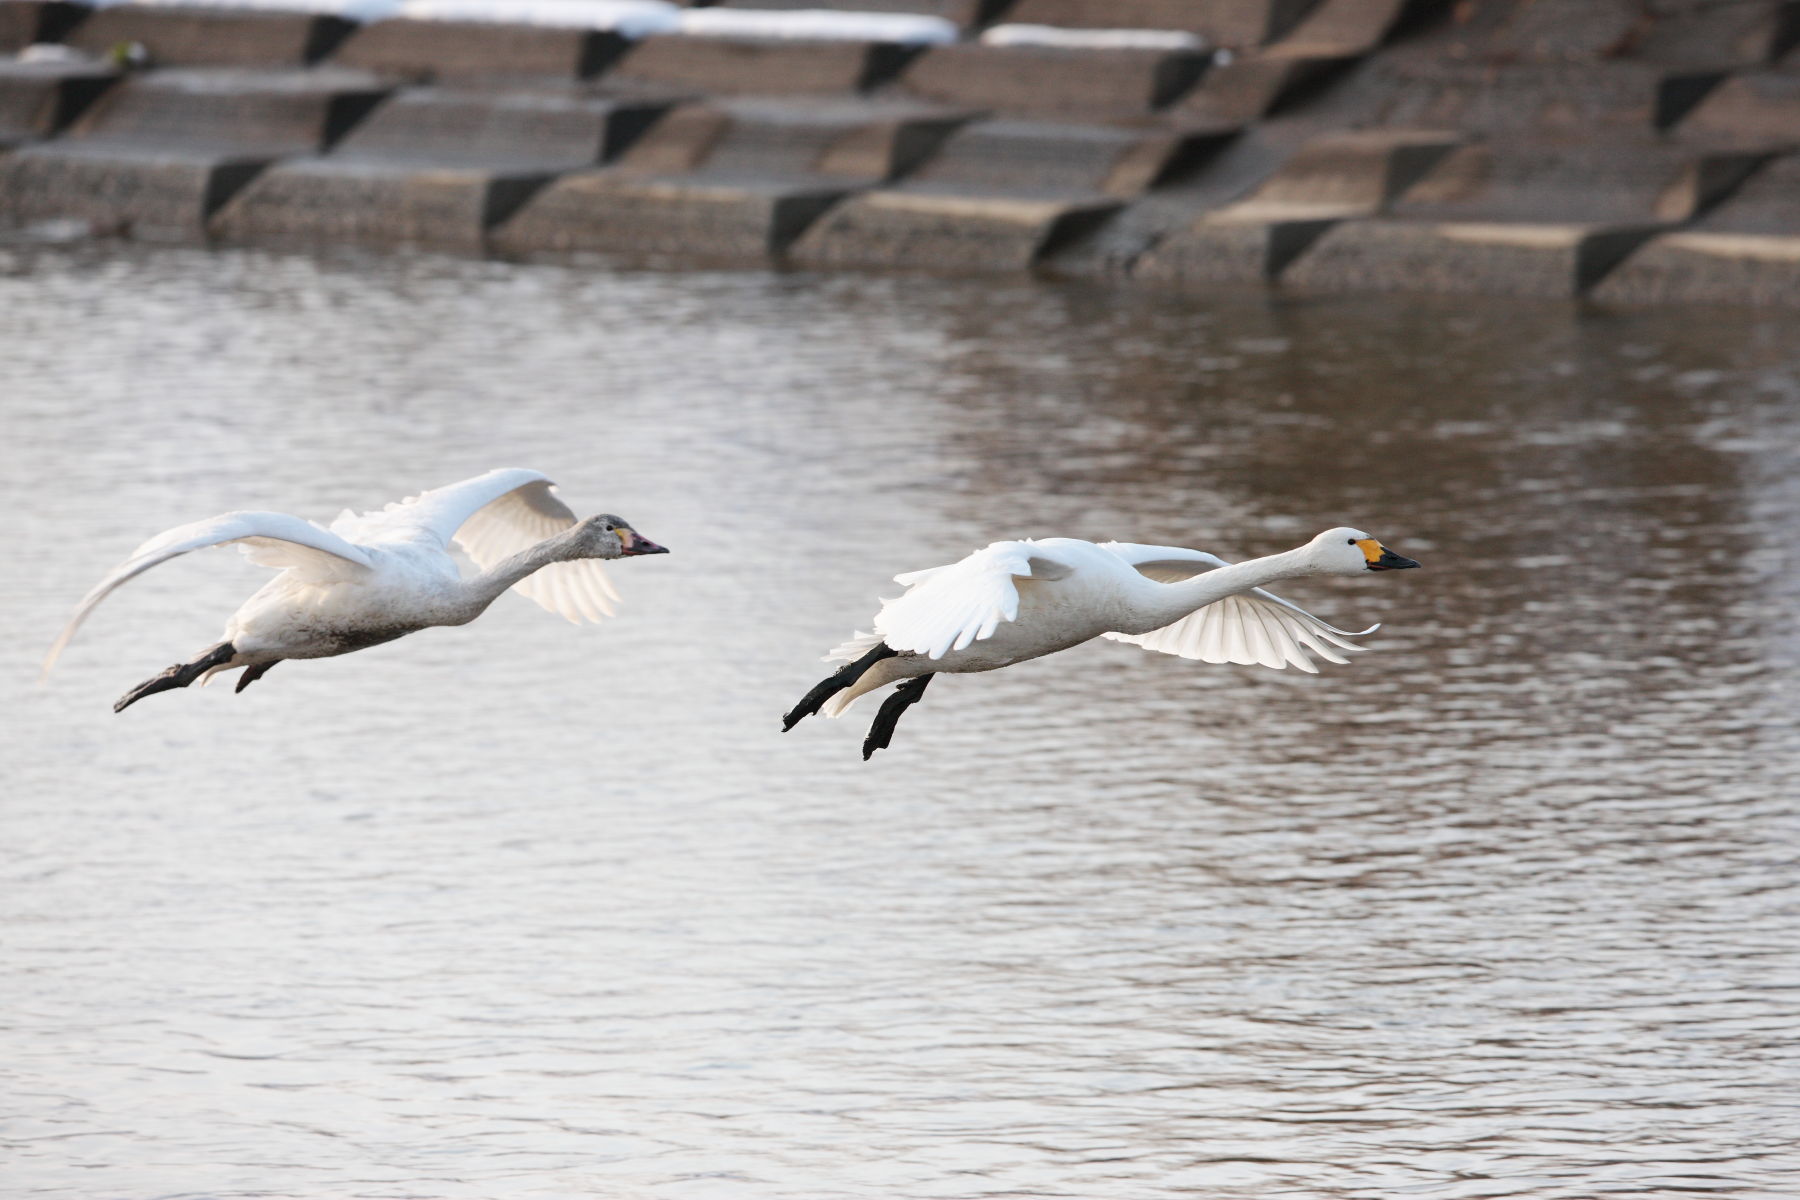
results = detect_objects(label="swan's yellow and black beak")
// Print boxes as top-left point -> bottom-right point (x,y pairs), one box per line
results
618,526 -> 669,556
1356,538 -> 1420,571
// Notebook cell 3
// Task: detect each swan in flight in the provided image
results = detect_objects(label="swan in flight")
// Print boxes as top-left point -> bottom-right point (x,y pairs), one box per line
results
43,468 -> 669,712
783,527 -> 1420,759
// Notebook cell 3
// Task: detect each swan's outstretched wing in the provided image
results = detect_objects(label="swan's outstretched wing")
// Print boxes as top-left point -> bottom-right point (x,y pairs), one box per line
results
1098,541 -> 1377,673
339,468 -> 619,624
42,512 -> 375,678
873,540 -> 1078,659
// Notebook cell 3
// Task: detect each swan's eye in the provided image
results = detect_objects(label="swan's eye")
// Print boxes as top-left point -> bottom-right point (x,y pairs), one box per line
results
1346,538 -> 1356,545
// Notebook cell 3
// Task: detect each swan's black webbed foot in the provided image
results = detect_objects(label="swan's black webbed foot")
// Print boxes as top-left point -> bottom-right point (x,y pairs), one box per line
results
782,642 -> 898,731
235,660 -> 280,694
114,642 -> 235,713
862,673 -> 933,761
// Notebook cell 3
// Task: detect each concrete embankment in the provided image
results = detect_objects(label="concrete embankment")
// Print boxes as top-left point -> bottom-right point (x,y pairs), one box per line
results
2,0 -> 1797,304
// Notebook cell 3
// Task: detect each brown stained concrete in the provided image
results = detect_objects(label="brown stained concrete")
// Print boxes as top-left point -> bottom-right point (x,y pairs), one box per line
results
789,189 -> 1121,272
212,87 -> 672,251
0,68 -> 389,239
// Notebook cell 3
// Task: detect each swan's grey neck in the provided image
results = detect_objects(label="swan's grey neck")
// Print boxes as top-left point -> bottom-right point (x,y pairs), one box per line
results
458,528 -> 585,620
1127,546 -> 1314,634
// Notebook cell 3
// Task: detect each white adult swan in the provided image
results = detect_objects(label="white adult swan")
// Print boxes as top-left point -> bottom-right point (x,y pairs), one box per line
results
43,468 -> 669,712
783,527 -> 1420,758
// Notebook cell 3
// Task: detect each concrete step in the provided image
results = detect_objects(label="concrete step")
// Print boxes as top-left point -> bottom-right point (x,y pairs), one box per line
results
895,116 -> 1231,197
0,67 -> 390,238
494,173 -> 850,263
610,31 -> 916,94
1282,217 -> 1665,296
0,58 -> 115,148
1674,68 -> 1800,151
1,0 -> 88,51
708,0 -> 1006,31
209,86 -> 673,250
1428,0 -> 1799,69
1594,153 -> 1800,304
1000,0 -> 1324,47
66,5 -> 354,68
1391,139 -> 1767,225
894,41 -> 1209,117
1135,126 -> 1455,283
617,95 -> 968,180
787,188 -> 1121,271
330,19 -> 628,82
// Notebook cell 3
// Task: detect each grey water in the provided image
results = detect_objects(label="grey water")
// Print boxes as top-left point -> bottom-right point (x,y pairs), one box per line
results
2,243 -> 1798,1199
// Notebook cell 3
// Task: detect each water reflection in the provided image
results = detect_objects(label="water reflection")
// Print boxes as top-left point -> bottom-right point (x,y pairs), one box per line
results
1,245 -> 1797,1199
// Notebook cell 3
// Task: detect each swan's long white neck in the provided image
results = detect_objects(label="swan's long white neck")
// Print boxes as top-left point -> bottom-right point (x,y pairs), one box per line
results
455,528 -> 586,621
1120,547 -> 1316,635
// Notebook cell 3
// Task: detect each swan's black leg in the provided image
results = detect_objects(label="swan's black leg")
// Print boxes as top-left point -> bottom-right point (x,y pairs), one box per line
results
862,673 -> 934,761
114,642 -> 236,714
235,660 -> 280,694
782,643 -> 899,731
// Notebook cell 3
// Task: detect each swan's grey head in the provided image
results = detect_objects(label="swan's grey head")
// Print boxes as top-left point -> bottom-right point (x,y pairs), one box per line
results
573,514 -> 669,559
1308,527 -> 1420,576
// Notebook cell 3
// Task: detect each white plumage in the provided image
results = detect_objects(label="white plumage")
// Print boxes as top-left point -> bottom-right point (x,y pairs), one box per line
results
44,469 -> 667,711
787,527 -> 1421,758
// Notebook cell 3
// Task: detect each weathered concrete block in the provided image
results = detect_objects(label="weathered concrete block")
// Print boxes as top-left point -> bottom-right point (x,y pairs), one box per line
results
0,59 -> 115,147
211,158 -> 550,250
787,189 -> 1121,271
0,142 -> 266,238
1591,231 -> 1800,306
1593,155 -> 1800,304
1168,46 -> 1349,122
1135,127 -> 1456,283
66,67 -> 390,155
1633,1 -> 1800,68
493,172 -> 848,263
1,0 -> 88,51
330,86 -> 668,168
1,67 -> 389,237
897,42 -> 1208,116
1136,202 -> 1342,283
1391,140 -> 1767,225
714,0 -> 1003,29
1002,0 -> 1323,46
1334,54 -> 1675,136
329,19 -> 625,81
67,6 -> 353,67
210,87 -> 670,250
611,33 -> 912,94
897,117 -> 1229,198
1282,217 -> 1662,296
1675,69 -> 1800,150
1276,0 -> 1430,55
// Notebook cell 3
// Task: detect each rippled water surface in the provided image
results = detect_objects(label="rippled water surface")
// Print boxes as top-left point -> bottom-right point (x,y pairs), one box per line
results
3,245 -> 1799,1199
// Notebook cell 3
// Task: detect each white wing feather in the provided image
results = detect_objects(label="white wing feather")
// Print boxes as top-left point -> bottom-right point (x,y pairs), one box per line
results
1097,541 -> 1377,673
337,469 -> 618,624
874,541 -> 1076,659
41,511 -> 374,678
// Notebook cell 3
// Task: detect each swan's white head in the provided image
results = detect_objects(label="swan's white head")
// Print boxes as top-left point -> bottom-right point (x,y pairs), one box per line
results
1307,527 -> 1420,576
572,514 -> 669,559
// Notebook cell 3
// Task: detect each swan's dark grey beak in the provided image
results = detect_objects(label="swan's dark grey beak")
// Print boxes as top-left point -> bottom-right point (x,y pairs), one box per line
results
619,529 -> 669,556
1368,547 -> 1419,571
